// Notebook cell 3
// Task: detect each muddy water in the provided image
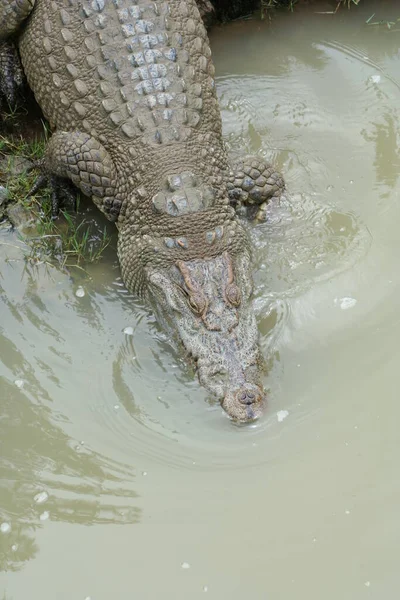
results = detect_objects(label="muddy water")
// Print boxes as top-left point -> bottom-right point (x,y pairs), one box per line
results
1,2 -> 400,598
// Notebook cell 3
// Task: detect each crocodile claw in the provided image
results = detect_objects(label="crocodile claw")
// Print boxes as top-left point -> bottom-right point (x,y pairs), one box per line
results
28,171 -> 78,218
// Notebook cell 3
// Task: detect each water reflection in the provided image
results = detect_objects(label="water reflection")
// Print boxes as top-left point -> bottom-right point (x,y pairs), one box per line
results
361,111 -> 400,192
209,21 -> 330,77
112,340 -> 141,418
0,253 -> 142,574
0,374 -> 140,572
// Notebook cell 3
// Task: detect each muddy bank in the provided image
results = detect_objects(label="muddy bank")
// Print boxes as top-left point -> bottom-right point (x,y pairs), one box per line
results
199,0 -> 364,23
198,0 -> 258,23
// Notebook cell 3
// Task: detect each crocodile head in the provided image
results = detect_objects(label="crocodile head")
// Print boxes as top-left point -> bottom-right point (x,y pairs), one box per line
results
147,250 -> 265,423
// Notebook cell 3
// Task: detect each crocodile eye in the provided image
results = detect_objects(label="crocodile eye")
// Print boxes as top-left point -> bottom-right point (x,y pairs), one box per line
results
225,283 -> 241,307
188,294 -> 207,316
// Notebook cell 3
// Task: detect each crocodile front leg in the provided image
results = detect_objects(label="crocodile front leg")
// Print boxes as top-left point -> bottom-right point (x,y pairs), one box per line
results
0,0 -> 36,38
33,131 -> 123,221
226,156 -> 285,220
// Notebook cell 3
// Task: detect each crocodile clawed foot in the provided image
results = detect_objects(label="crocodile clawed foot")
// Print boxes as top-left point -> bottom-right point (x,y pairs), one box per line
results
28,170 -> 78,218
227,155 -> 285,221
0,41 -> 25,109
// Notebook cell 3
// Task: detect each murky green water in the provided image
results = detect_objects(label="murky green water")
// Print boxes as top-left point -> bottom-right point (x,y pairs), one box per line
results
2,2 -> 400,597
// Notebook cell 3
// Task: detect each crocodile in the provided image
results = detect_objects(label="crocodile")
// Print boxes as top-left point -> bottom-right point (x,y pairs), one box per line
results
0,0 -> 284,422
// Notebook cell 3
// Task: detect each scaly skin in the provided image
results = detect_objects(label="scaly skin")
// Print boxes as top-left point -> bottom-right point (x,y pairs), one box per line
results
0,40 -> 24,105
0,0 -> 31,105
0,0 -> 284,422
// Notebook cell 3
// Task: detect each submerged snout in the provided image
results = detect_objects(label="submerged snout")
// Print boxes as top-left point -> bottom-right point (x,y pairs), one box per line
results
222,383 -> 265,423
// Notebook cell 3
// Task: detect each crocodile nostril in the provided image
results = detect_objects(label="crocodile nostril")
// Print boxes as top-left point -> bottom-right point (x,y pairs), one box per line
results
237,389 -> 258,405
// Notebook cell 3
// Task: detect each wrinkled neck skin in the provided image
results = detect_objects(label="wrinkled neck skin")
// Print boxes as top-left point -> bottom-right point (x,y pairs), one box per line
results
146,250 -> 266,423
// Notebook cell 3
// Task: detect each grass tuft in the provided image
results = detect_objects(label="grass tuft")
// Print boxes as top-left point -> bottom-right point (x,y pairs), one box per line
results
366,13 -> 400,29
261,0 -> 298,18
1,131 -> 112,269
260,0 -> 362,19
336,0 -> 361,9
0,130 -> 48,162
24,194 -> 112,269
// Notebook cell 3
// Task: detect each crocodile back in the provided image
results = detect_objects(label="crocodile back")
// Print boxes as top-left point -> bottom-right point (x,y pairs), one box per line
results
19,0 -> 223,160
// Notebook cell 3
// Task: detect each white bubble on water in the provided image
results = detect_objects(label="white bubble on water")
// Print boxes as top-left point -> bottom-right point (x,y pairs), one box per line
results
181,562 -> 191,569
34,491 -> 48,504
0,522 -> 11,534
75,286 -> 85,298
365,581 -> 371,587
334,297 -> 357,310
40,511 -> 50,521
14,379 -> 24,388
203,585 -> 208,592
277,410 -> 289,422
11,544 -> 18,552
340,297 -> 357,310
123,326 -> 134,335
